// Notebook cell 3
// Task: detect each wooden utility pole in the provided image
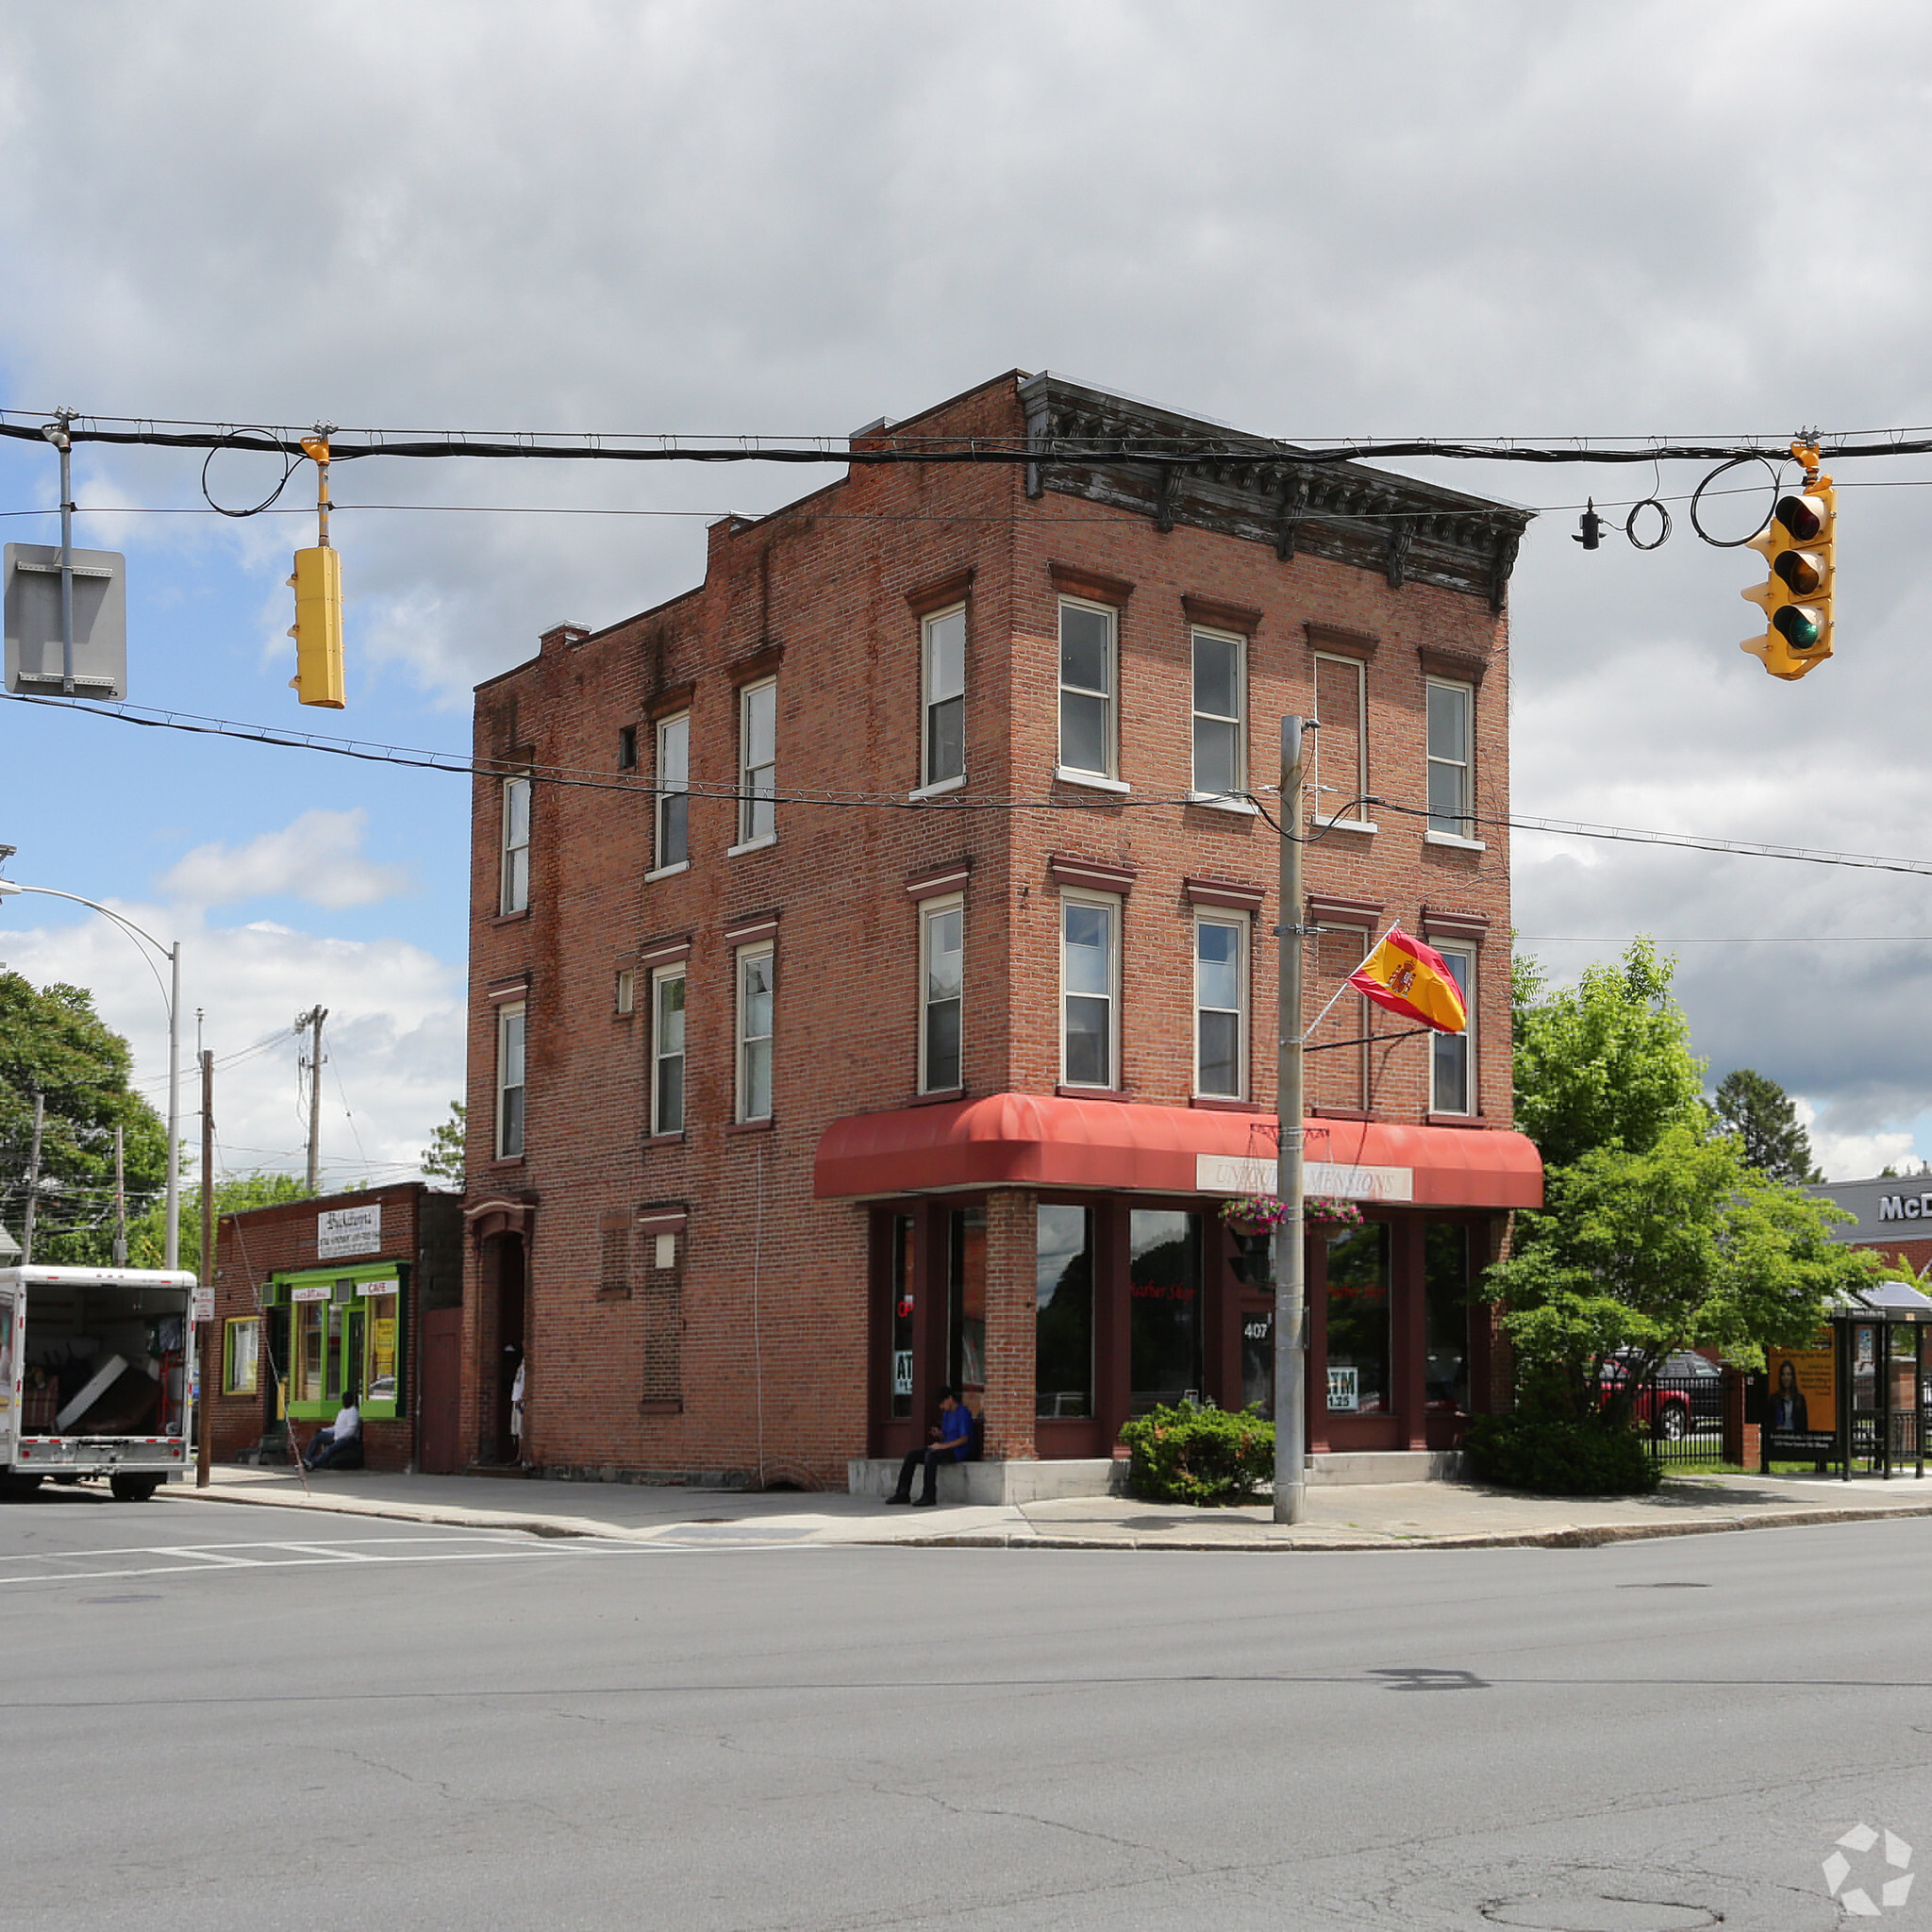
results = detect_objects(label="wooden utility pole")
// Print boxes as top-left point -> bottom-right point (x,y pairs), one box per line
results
21,1091 -> 43,1266
197,1048 -> 213,1488
112,1124 -> 126,1266
297,1007 -> 327,1191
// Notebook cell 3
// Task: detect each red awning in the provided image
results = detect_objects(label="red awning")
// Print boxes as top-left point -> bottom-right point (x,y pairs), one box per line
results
813,1091 -> 1541,1210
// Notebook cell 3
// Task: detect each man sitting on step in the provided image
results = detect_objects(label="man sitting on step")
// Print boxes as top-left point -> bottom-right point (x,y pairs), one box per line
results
886,1387 -> 973,1507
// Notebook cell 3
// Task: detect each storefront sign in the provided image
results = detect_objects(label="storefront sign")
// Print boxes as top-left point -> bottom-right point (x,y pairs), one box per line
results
1327,1367 -> 1359,1412
191,1288 -> 215,1323
1765,1344 -> 1836,1459
892,1350 -> 914,1397
290,1281 -> 331,1303
1195,1155 -> 1414,1203
318,1203 -> 382,1259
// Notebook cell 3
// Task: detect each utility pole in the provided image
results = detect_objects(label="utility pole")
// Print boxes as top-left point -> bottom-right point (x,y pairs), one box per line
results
197,1048 -> 213,1488
296,1007 -> 327,1191
1274,717 -> 1310,1526
21,1091 -> 43,1266
111,1124 -> 125,1266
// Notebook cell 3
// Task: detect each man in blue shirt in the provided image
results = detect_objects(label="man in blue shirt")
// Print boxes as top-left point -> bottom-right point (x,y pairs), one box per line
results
887,1387 -> 974,1507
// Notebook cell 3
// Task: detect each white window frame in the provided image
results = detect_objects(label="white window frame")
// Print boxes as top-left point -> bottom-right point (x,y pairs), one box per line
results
918,604 -> 967,795
1192,914 -> 1247,1100
1312,652 -> 1376,832
495,1001 -> 527,1158
1424,678 -> 1480,845
1428,941 -> 1476,1116
733,678 -> 777,852
652,966 -> 686,1137
735,943 -> 774,1122
651,712 -> 690,877
1189,626 -> 1246,804
1056,596 -> 1121,787
918,895 -> 964,1093
1058,889 -> 1121,1091
500,776 -> 531,914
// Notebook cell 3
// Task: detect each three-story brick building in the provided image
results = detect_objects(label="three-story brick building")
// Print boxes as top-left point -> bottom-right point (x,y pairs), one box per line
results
460,371 -> 1541,1492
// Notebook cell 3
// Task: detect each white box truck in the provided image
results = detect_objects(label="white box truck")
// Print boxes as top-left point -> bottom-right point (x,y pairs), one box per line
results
0,1265 -> 198,1501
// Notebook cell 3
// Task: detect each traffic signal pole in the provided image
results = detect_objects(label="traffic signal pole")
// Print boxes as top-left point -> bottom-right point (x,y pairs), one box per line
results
1274,716 -> 1310,1525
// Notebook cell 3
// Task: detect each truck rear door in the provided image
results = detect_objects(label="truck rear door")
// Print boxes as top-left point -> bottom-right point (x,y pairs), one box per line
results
0,1291 -> 17,1465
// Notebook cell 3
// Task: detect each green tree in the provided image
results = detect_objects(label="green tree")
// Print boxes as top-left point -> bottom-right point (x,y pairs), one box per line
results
127,1171 -> 314,1279
1713,1068 -> 1823,1185
1512,938 -> 1708,1169
421,1100 -> 466,1189
0,973 -> 168,1264
1486,1124 -> 1888,1419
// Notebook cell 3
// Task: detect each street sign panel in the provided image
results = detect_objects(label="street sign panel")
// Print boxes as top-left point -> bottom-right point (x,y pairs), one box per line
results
4,542 -> 127,697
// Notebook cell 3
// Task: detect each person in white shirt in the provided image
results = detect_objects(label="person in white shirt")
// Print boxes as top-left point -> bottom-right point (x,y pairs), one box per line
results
303,1394 -> 362,1470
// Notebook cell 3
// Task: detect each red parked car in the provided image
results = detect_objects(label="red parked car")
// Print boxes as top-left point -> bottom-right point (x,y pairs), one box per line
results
1600,1352 -> 1724,1441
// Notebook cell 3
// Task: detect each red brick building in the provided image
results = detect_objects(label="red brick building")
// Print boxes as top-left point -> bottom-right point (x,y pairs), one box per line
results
460,371 -> 1541,1492
208,1183 -> 463,1471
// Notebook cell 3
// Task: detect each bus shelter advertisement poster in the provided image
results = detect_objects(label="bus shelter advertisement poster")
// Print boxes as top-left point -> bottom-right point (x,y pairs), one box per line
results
1766,1346 -> 1836,1458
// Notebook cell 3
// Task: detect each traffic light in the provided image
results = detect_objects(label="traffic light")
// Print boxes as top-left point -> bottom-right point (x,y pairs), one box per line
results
1740,458 -> 1835,682
287,544 -> 344,708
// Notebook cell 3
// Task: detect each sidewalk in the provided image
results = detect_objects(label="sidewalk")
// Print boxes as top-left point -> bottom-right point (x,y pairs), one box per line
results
156,1462 -> 1932,1553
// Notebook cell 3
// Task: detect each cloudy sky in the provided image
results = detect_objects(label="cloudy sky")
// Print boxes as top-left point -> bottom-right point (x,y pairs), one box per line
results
2,1 -> 1930,1190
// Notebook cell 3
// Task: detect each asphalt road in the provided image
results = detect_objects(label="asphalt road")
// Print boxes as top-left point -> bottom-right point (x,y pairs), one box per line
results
5,1491 -> 1928,1931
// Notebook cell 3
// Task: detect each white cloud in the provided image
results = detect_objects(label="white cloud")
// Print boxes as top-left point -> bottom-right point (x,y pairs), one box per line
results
1799,1098 -> 1921,1187
158,808 -> 412,910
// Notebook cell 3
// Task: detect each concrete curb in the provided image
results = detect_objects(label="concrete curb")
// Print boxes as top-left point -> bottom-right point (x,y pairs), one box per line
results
157,1479 -> 1932,1555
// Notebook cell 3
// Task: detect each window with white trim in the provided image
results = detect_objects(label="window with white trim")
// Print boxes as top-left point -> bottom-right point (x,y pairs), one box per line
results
496,1002 -> 526,1158
738,679 -> 776,845
1425,679 -> 1474,838
500,776 -> 531,913
655,713 -> 689,871
1313,653 -> 1368,824
919,897 -> 963,1092
614,968 -> 635,1015
922,605 -> 966,789
736,944 -> 774,1121
1191,628 -> 1243,799
1059,891 -> 1119,1089
1193,915 -> 1245,1098
1311,923 -> 1372,1111
652,967 -> 686,1136
1429,941 -> 1474,1114
1058,598 -> 1116,779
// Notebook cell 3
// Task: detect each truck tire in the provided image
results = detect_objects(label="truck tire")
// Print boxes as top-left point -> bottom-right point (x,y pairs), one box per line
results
0,1473 -> 44,1500
109,1474 -> 159,1502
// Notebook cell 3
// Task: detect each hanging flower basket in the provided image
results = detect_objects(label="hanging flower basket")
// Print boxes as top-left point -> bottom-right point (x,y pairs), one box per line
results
1307,1196 -> 1364,1230
1219,1193 -> 1364,1235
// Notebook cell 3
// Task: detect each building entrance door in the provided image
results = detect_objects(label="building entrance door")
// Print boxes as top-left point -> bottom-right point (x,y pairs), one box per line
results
418,1307 -> 462,1474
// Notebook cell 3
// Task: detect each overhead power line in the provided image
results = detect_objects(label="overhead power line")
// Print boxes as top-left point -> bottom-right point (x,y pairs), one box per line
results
10,689 -> 1932,883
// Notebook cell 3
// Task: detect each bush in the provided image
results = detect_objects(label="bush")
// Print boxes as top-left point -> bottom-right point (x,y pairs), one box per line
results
1119,1401 -> 1274,1505
1463,1409 -> 1660,1496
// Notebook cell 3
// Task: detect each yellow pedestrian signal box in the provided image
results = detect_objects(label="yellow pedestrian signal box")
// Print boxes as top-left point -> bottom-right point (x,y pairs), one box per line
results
287,545 -> 344,708
1740,464 -> 1835,682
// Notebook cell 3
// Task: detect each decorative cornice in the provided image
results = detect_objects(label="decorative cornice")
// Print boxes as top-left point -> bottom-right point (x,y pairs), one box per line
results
638,935 -> 692,969
1306,623 -> 1379,658
486,973 -> 530,1003
906,860 -> 972,902
635,1206 -> 689,1234
1048,560 -> 1135,607
1019,374 -> 1530,608
1419,643 -> 1491,687
1307,891 -> 1383,925
1185,874 -> 1266,911
1423,906 -> 1491,941
645,679 -> 695,721
724,910 -> 780,945
905,567 -> 974,617
728,641 -> 784,684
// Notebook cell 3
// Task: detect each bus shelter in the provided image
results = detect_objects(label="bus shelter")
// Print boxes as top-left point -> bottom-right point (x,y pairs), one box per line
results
1763,1281 -> 1932,1480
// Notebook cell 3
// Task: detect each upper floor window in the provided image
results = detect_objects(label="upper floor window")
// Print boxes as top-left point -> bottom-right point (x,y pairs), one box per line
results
1313,653 -> 1370,826
738,679 -> 777,848
1429,941 -> 1475,1114
736,944 -> 774,1121
617,725 -> 638,772
1194,916 -> 1245,1099
1425,679 -> 1474,839
920,897 -> 963,1092
655,713 -> 690,873
1191,628 -> 1243,799
1059,891 -> 1119,1089
495,1002 -> 526,1158
1058,598 -> 1116,780
652,966 -> 686,1136
922,605 -> 966,791
500,776 -> 531,914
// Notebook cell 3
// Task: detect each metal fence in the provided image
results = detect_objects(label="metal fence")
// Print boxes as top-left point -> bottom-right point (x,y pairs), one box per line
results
1630,1367 -> 1725,1469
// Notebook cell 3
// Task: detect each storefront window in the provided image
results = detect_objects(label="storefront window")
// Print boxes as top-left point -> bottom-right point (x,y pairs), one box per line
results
271,1269 -> 407,1421
890,1215 -> 914,1421
293,1297 -> 325,1404
1424,1224 -> 1472,1414
364,1291 -> 401,1406
1129,1209 -> 1203,1413
948,1208 -> 987,1401
1241,1307 -> 1274,1418
223,1317 -> 259,1396
1325,1223 -> 1391,1416
1036,1205 -> 1093,1419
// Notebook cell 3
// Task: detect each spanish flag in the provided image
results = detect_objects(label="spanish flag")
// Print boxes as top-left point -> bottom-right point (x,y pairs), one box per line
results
1347,927 -> 1468,1033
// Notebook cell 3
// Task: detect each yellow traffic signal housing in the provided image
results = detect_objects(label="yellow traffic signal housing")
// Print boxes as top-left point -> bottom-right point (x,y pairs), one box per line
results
287,545 -> 344,708
1740,478 -> 1835,681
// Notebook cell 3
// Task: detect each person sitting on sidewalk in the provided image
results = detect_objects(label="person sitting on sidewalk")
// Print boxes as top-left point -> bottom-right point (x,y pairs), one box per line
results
887,1387 -> 973,1507
303,1394 -> 363,1471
